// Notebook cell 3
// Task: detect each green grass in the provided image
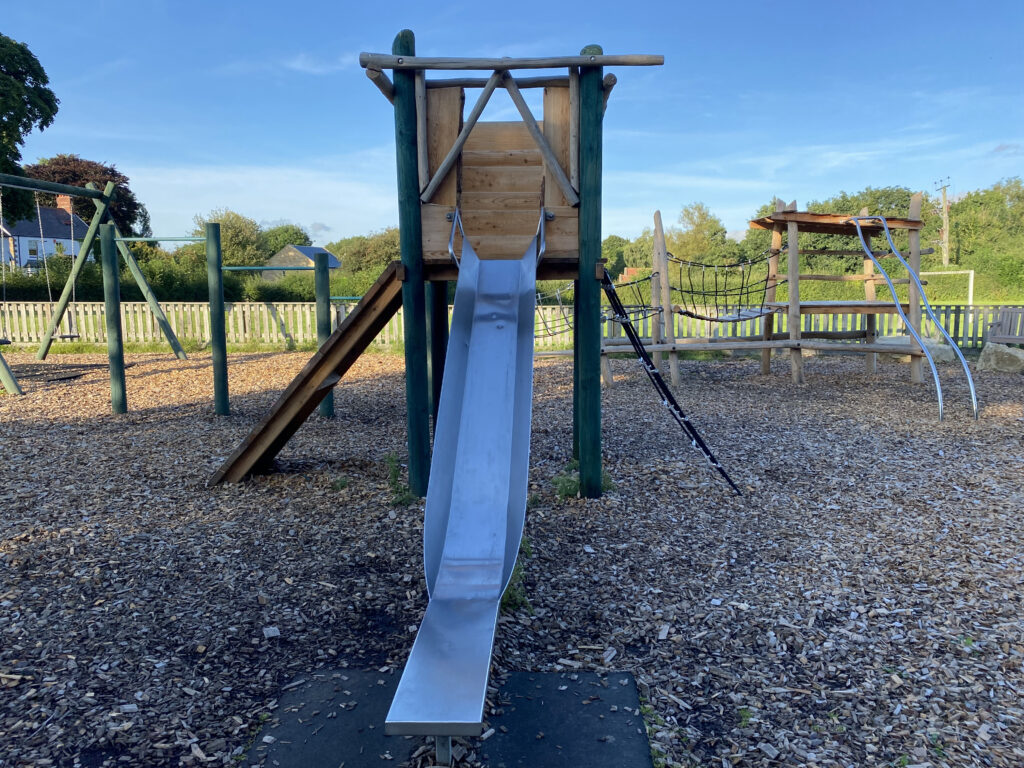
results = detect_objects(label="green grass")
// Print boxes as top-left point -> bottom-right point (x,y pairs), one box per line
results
384,453 -> 417,507
500,538 -> 533,614
552,460 -> 615,499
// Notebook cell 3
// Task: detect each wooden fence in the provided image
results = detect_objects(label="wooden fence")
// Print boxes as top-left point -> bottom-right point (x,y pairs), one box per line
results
0,301 -> 1019,351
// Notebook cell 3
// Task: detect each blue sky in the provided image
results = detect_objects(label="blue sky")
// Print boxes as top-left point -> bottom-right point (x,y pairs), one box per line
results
6,0 -> 1023,244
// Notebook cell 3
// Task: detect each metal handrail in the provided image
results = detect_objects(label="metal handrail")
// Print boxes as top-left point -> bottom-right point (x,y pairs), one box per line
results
448,208 -> 550,266
848,216 -> 979,420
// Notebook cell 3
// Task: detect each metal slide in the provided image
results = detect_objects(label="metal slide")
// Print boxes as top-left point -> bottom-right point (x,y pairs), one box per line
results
385,213 -> 542,747
848,217 -> 979,420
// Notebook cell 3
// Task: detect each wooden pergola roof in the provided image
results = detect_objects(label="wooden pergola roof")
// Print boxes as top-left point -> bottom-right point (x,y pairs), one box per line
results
749,211 -> 922,236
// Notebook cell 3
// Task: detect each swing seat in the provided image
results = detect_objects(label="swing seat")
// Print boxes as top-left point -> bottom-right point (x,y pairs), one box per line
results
57,333 -> 80,340
0,338 -> 10,346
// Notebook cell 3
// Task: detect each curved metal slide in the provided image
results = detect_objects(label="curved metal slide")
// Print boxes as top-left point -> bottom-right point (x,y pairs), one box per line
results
385,220 -> 541,741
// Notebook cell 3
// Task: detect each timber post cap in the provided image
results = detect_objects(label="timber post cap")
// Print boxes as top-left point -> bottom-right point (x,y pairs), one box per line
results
580,44 -> 604,58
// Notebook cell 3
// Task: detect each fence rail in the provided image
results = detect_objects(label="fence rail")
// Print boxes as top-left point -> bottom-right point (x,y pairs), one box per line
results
0,301 -> 1019,351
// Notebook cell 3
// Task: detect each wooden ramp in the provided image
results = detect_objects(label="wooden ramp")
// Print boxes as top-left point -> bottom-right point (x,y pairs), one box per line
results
209,263 -> 403,485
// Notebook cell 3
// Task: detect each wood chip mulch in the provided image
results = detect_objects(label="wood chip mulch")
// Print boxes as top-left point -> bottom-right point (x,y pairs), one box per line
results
1,348 -> 1022,768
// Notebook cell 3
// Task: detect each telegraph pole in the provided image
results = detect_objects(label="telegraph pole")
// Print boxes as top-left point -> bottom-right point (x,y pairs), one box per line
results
934,177 -> 950,266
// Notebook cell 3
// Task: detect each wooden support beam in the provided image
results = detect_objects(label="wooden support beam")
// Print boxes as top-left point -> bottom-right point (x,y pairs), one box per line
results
602,73 -> 617,114
760,199 -> 784,375
0,350 -> 21,396
393,30 -> 431,496
787,216 -> 804,385
206,222 -> 229,416
863,230 -> 877,373
503,72 -> 579,206
420,70 -> 501,204
908,192 -> 924,384
359,53 -> 665,70
653,210 -> 678,384
415,71 -> 428,192
427,75 -> 568,88
576,46 -> 604,498
365,68 -> 395,103
100,223 -> 127,414
569,69 -> 580,190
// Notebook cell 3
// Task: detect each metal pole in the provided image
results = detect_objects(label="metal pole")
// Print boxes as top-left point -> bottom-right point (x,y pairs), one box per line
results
0,352 -> 22,395
100,223 -> 127,414
315,251 -> 334,418
206,223 -> 229,416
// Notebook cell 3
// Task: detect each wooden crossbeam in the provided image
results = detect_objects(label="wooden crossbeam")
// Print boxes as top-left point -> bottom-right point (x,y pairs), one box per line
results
359,53 -> 664,70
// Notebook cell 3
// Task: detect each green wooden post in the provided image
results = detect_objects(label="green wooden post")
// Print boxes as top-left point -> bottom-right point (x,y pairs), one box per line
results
577,46 -> 605,498
205,223 -> 229,416
36,181 -> 116,360
426,281 -> 449,426
315,251 -> 334,418
100,223 -> 127,414
393,29 -> 431,496
0,351 -> 22,396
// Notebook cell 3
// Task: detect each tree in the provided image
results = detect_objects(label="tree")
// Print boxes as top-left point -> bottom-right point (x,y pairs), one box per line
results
326,228 -> 398,274
623,228 -> 653,269
0,34 -> 59,222
24,154 -> 152,236
261,223 -> 311,255
671,203 -> 736,263
601,235 -> 629,279
187,209 -> 268,266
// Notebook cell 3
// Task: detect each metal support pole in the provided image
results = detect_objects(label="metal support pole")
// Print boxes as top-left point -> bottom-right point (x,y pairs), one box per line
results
393,29 -> 431,497
100,223 -> 127,414
36,181 -> 116,360
315,251 -> 334,418
206,223 -> 229,416
426,281 -> 449,426
576,45 -> 604,498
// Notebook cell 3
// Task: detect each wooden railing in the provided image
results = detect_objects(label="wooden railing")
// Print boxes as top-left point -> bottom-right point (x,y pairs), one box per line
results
0,301 -> 1019,350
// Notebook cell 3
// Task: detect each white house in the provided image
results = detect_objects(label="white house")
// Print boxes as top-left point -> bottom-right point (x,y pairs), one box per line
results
0,195 -> 89,269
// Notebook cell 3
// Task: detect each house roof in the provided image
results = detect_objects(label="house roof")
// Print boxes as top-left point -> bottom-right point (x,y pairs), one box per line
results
1,206 -> 91,240
270,245 -> 341,268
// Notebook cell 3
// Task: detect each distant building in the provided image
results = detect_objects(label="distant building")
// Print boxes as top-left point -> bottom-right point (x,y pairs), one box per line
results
0,195 -> 90,270
263,245 -> 341,281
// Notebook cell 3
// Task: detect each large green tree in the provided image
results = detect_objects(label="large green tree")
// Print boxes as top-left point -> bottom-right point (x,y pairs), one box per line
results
261,223 -> 311,255
0,34 -> 59,222
601,235 -> 628,279
671,202 -> 737,263
326,227 -> 399,274
25,154 -> 152,236
187,209 -> 268,266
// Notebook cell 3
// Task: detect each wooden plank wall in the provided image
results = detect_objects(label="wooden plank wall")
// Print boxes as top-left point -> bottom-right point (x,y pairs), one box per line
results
1,301 -> 1019,350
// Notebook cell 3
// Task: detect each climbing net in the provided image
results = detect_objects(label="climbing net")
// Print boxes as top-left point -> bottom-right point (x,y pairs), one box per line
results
534,274 -> 662,337
670,249 -> 780,323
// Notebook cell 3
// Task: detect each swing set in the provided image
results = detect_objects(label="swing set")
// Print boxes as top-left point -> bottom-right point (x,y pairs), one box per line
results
0,172 -> 186,397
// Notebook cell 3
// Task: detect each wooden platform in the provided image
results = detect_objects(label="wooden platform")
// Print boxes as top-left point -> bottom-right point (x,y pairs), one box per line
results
766,300 -> 911,315
208,263 -> 403,485
749,211 -> 922,236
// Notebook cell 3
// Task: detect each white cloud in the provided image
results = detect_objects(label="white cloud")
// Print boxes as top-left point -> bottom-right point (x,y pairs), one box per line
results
127,156 -> 398,245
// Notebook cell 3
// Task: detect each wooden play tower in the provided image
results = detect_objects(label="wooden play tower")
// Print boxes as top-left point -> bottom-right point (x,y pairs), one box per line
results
361,31 -> 663,498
